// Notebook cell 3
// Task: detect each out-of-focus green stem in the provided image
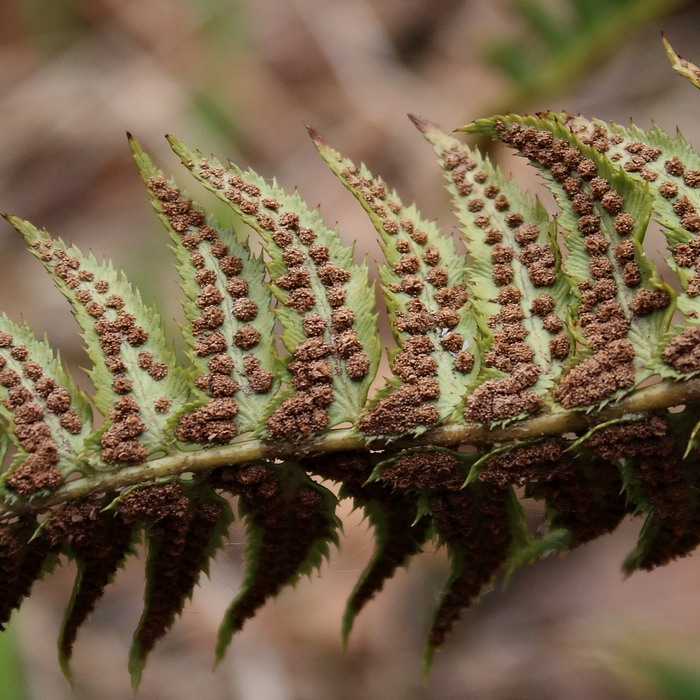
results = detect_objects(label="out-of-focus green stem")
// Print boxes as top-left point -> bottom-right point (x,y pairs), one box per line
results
0,622 -> 29,700
485,0 -> 691,115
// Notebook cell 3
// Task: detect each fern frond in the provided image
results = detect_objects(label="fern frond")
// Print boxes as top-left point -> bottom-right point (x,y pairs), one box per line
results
417,117 -> 573,424
311,126 -> 480,436
167,136 -> 381,439
42,499 -> 137,679
5,217 -> 191,465
303,450 -> 432,642
535,113 -> 700,380
0,316 -> 92,496
0,518 -> 56,630
213,462 -> 340,661
125,484 -> 231,687
129,137 -> 280,439
465,115 -> 675,410
2,37 -> 700,687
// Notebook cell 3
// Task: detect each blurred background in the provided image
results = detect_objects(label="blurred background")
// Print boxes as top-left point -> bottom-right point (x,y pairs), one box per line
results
2,0 -> 700,698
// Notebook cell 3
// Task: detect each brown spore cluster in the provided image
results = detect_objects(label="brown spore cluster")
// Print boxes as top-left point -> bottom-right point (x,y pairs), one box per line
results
494,120 -> 670,408
212,463 -> 335,634
437,139 -> 569,423
427,481 -> 511,649
662,326 -> 700,373
43,501 -> 134,660
0,520 -> 54,628
380,450 -> 464,491
0,333 -> 86,494
198,165 -> 370,440
338,162 -> 473,435
148,175 -> 270,445
585,415 -> 700,568
479,440 -> 567,487
554,338 -> 635,408
304,451 -> 431,621
32,231 -> 175,464
119,482 -> 191,522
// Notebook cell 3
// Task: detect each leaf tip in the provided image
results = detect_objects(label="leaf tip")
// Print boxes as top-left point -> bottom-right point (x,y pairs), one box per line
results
422,642 -> 437,681
305,123 -> 327,147
407,113 -> 436,134
58,651 -> 74,687
128,654 -> 145,693
165,133 -> 183,154
214,629 -> 232,668
340,607 -> 355,647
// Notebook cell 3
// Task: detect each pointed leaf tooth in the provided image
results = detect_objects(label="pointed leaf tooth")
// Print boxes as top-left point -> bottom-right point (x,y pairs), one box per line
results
214,462 -> 340,661
465,115 -> 674,411
418,119 -> 573,425
0,315 -> 92,497
311,127 -> 480,437
130,138 -> 279,439
167,136 -> 380,439
6,216 -> 191,466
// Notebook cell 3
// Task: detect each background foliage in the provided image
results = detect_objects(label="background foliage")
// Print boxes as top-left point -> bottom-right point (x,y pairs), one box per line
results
2,0 -> 700,698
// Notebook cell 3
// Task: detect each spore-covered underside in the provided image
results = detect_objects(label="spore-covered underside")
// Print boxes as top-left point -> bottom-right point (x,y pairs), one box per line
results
1,41 -> 700,685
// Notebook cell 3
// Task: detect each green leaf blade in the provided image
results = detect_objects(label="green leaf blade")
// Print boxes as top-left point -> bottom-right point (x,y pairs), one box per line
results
550,114 -> 700,380
311,126 -> 480,437
416,117 -> 574,425
167,136 -> 381,439
6,217 -> 191,466
130,137 -> 280,439
465,114 -> 674,411
0,315 -> 92,496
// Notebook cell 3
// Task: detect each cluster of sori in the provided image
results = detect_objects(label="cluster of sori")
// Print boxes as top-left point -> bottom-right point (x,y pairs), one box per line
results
0,46 -> 700,682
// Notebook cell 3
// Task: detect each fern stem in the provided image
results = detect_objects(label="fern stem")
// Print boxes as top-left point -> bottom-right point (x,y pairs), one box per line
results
4,376 -> 699,516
